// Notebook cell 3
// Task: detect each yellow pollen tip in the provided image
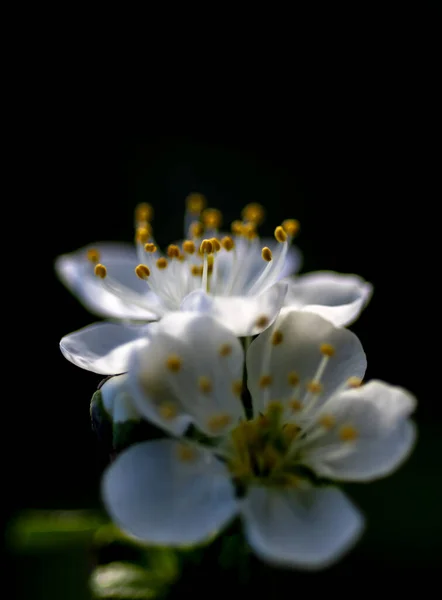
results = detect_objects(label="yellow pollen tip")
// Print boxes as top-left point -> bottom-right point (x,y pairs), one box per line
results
200,239 -> 214,254
274,225 -> 288,243
221,236 -> 235,251
135,264 -> 150,280
177,443 -> 197,462
210,237 -> 221,252
207,413 -> 233,434
232,380 -> 243,397
191,265 -> 203,276
339,424 -> 359,441
167,244 -> 180,258
319,414 -> 336,430
242,202 -> 265,225
186,192 -> 207,214
307,381 -> 323,394
202,208 -> 222,229
156,257 -> 168,270
166,354 -> 181,372
144,242 -> 157,253
242,222 -> 257,240
135,202 -> 154,223
271,330 -> 284,345
288,371 -> 300,386
262,247 -> 273,262
198,376 -> 212,395
159,402 -> 178,420
320,343 -> 335,357
190,221 -> 205,238
347,376 -> 363,388
282,219 -> 300,237
182,240 -> 195,254
289,399 -> 302,412
94,263 -> 107,279
219,343 -> 232,357
259,375 -> 272,388
231,220 -> 244,235
87,248 -> 100,264
135,226 -> 151,244
255,315 -> 269,329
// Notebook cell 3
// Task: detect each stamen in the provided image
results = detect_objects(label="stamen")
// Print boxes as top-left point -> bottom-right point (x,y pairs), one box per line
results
198,376 -> 212,395
166,354 -> 182,372
288,399 -> 302,412
207,413 -> 232,434
319,414 -> 336,430
306,381 -> 323,394
87,248 -> 100,264
282,219 -> 300,237
210,237 -> 221,252
221,236 -> 235,251
186,192 -> 206,214
259,375 -> 272,388
159,402 -> 178,420
231,220 -> 243,235
232,380 -> 243,397
202,208 -> 222,229
135,264 -> 150,280
167,244 -> 180,258
262,247 -> 272,262
271,330 -> 283,346
274,225 -> 287,243
199,239 -> 214,254
156,257 -> 168,269
347,376 -> 362,388
190,222 -> 204,238
94,264 -> 107,279
288,371 -> 300,386
182,240 -> 195,254
320,343 -> 335,357
191,265 -> 203,276
177,443 -> 197,462
339,424 -> 358,441
255,315 -> 269,329
144,243 -> 157,253
242,222 -> 257,240
135,202 -> 154,223
242,202 -> 265,225
135,225 -> 151,244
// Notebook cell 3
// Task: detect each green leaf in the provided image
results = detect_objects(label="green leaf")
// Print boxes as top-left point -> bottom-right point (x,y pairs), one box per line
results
90,562 -> 161,599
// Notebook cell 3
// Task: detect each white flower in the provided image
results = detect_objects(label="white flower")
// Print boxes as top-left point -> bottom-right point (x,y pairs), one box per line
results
101,310 -> 416,569
57,196 -> 372,374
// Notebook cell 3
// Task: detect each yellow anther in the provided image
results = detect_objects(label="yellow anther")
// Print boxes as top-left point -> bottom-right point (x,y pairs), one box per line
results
159,402 -> 178,420
198,376 -> 212,395
156,257 -> 168,269
267,400 -> 283,417
177,253 -> 185,262
191,265 -> 203,276
307,381 -> 323,394
166,354 -> 182,372
207,254 -> 215,267
190,221 -> 205,238
207,413 -> 232,434
177,443 -> 197,462
262,247 -> 273,262
274,225 -> 288,243
219,343 -> 232,357
135,264 -> 150,280
144,242 -> 157,253
288,371 -> 300,386
135,225 -> 151,244
186,192 -> 207,214
221,236 -> 235,251
232,380 -> 243,397
319,414 -> 336,430
94,264 -> 107,279
347,376 -> 362,388
231,220 -> 244,235
242,202 -> 265,225
242,222 -> 257,240
259,375 -> 272,388
255,315 -> 269,329
200,239 -> 214,254
282,219 -> 300,237
288,399 -> 302,412
167,244 -> 180,258
339,424 -> 359,442
320,343 -> 335,357
272,330 -> 284,346
210,237 -> 221,252
87,248 -> 100,264
202,208 -> 222,229
182,240 -> 195,254
135,202 -> 154,223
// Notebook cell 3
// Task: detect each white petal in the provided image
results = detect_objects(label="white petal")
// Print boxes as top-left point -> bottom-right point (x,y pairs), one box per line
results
247,310 -> 366,415
102,440 -> 238,545
100,374 -> 142,423
242,485 -> 363,569
55,242 -> 160,320
304,381 -> 417,481
127,312 -> 245,437
283,271 -> 373,326
181,281 -> 288,337
60,322 -> 157,375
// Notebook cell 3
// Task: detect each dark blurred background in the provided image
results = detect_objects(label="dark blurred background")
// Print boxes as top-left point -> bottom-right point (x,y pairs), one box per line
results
7,110 -> 439,597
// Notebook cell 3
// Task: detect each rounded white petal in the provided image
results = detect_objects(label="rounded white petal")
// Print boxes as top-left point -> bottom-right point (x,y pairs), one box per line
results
284,271 -> 373,326
181,281 -> 288,337
102,440 -> 238,545
100,374 -> 142,423
60,322 -> 157,375
128,312 -> 245,437
55,242 -> 160,320
242,485 -> 363,569
304,381 -> 417,481
247,310 -> 366,414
